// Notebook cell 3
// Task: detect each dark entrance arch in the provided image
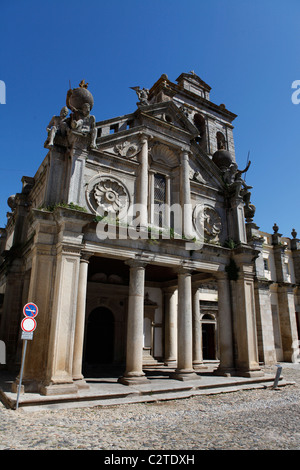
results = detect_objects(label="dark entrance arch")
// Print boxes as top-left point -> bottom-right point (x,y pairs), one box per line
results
84,307 -> 115,365
202,323 -> 216,360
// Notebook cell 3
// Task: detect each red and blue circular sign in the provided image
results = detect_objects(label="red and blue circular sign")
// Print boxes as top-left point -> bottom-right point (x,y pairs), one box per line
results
23,302 -> 38,318
21,317 -> 37,333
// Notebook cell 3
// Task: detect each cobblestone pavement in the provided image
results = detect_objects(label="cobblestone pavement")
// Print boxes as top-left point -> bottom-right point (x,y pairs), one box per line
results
0,364 -> 299,451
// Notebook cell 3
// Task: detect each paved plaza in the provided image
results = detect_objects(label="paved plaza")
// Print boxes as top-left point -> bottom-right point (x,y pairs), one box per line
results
0,363 -> 299,451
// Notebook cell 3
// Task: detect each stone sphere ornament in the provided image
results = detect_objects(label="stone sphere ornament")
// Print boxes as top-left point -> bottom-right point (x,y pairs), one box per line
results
212,148 -> 234,170
66,80 -> 94,113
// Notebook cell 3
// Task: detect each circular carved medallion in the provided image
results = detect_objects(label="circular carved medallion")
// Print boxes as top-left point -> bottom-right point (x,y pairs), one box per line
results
193,205 -> 222,241
86,175 -> 130,218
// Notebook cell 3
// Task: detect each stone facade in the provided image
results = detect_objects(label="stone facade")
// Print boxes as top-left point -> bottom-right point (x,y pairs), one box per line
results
0,72 -> 299,396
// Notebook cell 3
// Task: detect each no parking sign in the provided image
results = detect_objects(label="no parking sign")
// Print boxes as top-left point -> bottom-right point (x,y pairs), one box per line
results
21,303 -> 38,340
16,302 -> 39,410
23,302 -> 38,318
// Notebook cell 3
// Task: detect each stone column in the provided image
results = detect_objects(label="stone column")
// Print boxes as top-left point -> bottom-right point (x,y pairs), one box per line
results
163,288 -> 177,366
118,260 -> 149,385
72,252 -> 91,389
180,150 -> 195,239
137,135 -> 148,230
192,286 -> 205,369
215,273 -> 236,376
171,268 -> 198,381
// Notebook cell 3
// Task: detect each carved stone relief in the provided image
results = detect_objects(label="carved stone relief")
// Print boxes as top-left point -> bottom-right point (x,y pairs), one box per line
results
86,175 -> 130,218
114,140 -> 141,159
149,142 -> 179,167
193,204 -> 222,242
203,206 -> 222,240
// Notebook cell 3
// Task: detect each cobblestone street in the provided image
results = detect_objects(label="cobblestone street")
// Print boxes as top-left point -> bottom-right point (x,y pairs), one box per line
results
0,363 -> 299,451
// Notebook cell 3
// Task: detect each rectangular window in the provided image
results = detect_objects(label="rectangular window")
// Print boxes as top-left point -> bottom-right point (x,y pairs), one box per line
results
263,258 -> 269,271
153,174 -> 166,227
110,124 -> 118,134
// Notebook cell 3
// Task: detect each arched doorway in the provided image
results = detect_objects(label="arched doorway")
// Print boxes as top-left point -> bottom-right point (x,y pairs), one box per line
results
201,313 -> 216,360
84,307 -> 115,365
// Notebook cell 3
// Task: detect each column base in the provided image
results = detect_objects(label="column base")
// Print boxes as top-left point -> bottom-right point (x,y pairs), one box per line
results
214,367 -> 237,377
73,377 -> 90,390
236,368 -> 264,378
170,369 -> 200,381
193,361 -> 208,370
39,382 -> 78,396
118,373 -> 150,386
164,359 -> 177,367
12,379 -> 41,394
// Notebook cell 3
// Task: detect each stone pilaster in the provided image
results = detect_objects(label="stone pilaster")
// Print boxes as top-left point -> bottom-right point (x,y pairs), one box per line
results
272,225 -> 299,361
44,147 -> 69,206
40,243 -> 81,396
277,283 -> 299,362
231,248 -> 263,377
66,133 -> 89,207
11,210 -> 57,392
227,197 -> 247,245
214,273 -> 236,376
137,135 -> 148,230
0,259 -> 26,367
254,280 -> 277,365
180,150 -> 195,240
38,207 -> 93,395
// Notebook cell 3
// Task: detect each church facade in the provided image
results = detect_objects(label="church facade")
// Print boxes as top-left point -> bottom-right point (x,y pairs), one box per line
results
0,72 -> 299,395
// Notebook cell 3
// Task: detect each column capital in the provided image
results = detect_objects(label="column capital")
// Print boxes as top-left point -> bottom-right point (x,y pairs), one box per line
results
125,258 -> 148,269
80,251 -> 93,263
176,265 -> 193,276
180,147 -> 191,155
138,133 -> 150,144
215,270 -> 228,281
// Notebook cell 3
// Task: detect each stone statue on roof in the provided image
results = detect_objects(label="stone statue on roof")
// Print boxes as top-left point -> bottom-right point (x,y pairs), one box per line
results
66,80 -> 97,149
130,86 -> 149,106
46,106 -> 69,147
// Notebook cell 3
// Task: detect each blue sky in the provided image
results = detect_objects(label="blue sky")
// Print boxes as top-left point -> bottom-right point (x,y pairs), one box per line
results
0,0 -> 299,238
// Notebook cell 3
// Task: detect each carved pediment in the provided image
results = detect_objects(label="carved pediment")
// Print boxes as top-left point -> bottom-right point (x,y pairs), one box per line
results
141,101 -> 199,137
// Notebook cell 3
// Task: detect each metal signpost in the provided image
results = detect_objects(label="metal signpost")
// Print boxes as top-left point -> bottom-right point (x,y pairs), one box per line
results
15,303 -> 38,410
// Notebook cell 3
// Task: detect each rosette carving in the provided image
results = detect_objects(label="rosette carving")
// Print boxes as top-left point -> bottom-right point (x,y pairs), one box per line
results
94,178 -> 128,214
193,205 -> 222,241
203,206 -> 222,239
86,175 -> 130,217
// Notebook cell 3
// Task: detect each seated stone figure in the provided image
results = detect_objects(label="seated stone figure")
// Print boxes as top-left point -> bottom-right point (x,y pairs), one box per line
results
69,102 -> 97,149
46,106 -> 69,147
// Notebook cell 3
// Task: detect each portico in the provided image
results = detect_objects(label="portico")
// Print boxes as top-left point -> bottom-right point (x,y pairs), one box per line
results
1,71 -> 298,404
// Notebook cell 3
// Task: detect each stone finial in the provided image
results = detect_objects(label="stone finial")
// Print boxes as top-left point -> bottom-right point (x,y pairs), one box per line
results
273,223 -> 279,233
291,228 -> 297,239
79,79 -> 89,89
